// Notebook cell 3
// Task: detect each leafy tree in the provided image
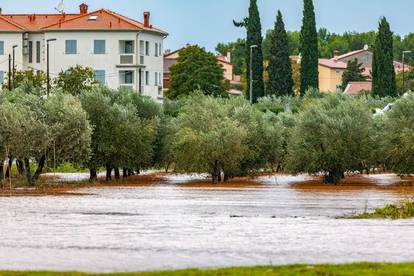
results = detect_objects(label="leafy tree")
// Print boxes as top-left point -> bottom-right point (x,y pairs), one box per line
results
396,68 -> 414,93
55,65 -> 96,95
234,0 -> 265,103
286,93 -> 375,184
381,94 -> 414,174
0,89 -> 91,185
80,86 -> 160,181
267,11 -> 294,96
341,59 -> 368,90
372,17 -> 397,97
167,45 -> 228,99
2,70 -> 47,92
299,0 -> 319,95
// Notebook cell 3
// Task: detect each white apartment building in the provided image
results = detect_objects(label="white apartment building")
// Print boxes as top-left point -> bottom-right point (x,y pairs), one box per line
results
0,3 -> 168,101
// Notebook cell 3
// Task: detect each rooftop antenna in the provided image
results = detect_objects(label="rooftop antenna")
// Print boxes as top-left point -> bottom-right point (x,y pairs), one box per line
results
55,0 -> 64,14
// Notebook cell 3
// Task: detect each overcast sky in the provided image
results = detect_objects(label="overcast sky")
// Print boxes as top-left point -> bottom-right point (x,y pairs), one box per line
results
1,0 -> 413,52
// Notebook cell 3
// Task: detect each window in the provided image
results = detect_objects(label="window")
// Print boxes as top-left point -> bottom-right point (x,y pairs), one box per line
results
0,41 -> 4,55
36,41 -> 41,63
0,71 -> 3,85
145,71 -> 149,85
120,40 -> 134,54
94,70 -> 106,84
120,70 -> 134,84
29,41 -> 33,63
94,40 -> 106,54
336,69 -> 341,75
65,40 -> 77,55
159,72 -> 162,86
139,40 -> 145,64
145,41 -> 150,56
154,72 -> 158,86
158,43 -> 162,57
88,15 -> 98,21
155,43 -> 158,57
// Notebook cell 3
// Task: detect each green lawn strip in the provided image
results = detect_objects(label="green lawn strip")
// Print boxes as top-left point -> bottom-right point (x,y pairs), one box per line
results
2,263 -> 414,276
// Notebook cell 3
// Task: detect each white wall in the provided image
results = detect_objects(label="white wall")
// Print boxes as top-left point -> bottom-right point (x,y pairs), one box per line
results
0,30 -> 165,101
0,32 -> 24,87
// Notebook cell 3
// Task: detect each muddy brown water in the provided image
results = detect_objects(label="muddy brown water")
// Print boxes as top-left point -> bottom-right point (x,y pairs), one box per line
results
0,174 -> 413,272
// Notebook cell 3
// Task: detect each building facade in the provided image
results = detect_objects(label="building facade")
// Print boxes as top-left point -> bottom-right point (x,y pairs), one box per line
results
0,4 -> 167,101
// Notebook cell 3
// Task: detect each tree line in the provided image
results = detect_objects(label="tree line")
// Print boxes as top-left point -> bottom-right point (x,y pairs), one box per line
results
216,0 -> 407,100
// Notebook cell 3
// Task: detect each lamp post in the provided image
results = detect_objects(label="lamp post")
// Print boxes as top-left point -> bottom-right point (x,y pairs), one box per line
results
46,38 -> 57,96
402,50 -> 411,95
249,45 -> 258,104
12,45 -> 18,89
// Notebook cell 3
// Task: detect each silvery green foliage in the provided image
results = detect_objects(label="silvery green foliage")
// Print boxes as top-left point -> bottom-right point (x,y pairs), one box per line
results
171,94 -> 285,180
286,93 -> 375,184
381,93 -> 414,175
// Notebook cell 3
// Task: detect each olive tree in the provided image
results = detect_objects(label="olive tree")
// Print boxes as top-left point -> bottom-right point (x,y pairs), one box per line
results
286,93 -> 375,184
381,93 -> 414,175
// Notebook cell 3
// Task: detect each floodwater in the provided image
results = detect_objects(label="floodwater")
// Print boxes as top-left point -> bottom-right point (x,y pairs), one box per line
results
0,174 -> 414,272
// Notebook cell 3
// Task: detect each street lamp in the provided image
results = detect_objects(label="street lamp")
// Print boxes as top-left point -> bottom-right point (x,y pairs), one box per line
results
402,50 -> 411,95
46,38 -> 57,96
12,45 -> 18,89
249,45 -> 258,104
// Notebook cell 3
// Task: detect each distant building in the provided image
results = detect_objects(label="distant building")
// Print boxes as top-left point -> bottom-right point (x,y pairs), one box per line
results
313,47 -> 411,94
344,81 -> 372,95
163,45 -> 242,95
0,3 -> 167,101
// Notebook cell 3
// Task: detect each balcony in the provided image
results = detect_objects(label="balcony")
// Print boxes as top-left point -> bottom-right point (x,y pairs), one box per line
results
120,54 -> 134,65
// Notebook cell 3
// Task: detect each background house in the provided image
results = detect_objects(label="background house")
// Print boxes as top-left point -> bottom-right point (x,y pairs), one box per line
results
163,45 -> 242,95
0,3 -> 167,101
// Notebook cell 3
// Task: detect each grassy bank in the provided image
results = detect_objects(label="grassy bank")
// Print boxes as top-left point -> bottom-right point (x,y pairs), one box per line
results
352,199 -> 414,219
2,263 -> 414,276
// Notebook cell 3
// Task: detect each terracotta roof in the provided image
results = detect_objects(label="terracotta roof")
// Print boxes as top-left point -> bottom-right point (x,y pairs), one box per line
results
319,58 -> 347,69
344,81 -> 372,95
334,49 -> 367,61
0,9 -> 167,35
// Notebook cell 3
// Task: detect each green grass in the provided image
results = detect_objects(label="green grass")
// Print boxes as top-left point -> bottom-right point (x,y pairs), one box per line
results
2,263 -> 414,276
352,199 -> 414,219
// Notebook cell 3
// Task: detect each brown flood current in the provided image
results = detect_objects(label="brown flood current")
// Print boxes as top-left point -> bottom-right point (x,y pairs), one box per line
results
0,173 -> 414,272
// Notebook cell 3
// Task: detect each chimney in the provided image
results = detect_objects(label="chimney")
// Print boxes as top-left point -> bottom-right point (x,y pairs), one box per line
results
226,48 -> 232,63
79,3 -> 88,14
143,11 -> 150,28
333,50 -> 340,59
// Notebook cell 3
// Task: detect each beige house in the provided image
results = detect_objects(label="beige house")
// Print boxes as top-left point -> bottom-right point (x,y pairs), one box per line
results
318,59 -> 347,92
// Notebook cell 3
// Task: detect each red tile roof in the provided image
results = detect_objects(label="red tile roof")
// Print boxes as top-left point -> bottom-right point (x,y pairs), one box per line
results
0,9 -> 167,35
344,81 -> 372,95
334,49 -> 367,61
319,58 -> 347,69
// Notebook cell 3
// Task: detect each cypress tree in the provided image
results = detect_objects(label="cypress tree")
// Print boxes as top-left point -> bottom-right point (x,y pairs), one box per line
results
235,0 -> 264,103
267,11 -> 294,96
299,0 -> 319,95
372,17 -> 397,97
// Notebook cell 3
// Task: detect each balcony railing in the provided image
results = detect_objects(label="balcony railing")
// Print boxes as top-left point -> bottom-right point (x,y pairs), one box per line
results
120,54 -> 134,64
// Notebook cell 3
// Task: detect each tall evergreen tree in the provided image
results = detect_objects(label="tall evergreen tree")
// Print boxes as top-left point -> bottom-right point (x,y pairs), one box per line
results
341,59 -> 367,91
299,0 -> 319,95
267,11 -> 294,96
372,17 -> 397,97
234,0 -> 265,103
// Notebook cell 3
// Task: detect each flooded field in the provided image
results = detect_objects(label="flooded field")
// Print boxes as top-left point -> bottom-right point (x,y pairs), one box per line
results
0,174 -> 414,272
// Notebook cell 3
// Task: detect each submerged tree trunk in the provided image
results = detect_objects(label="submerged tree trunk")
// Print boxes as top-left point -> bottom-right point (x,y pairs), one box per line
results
114,168 -> 120,179
0,161 -> 4,184
89,168 -> 98,182
24,158 -> 33,186
324,168 -> 343,185
5,158 -> 12,179
105,164 -> 112,181
32,155 -> 46,182
16,159 -> 24,175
